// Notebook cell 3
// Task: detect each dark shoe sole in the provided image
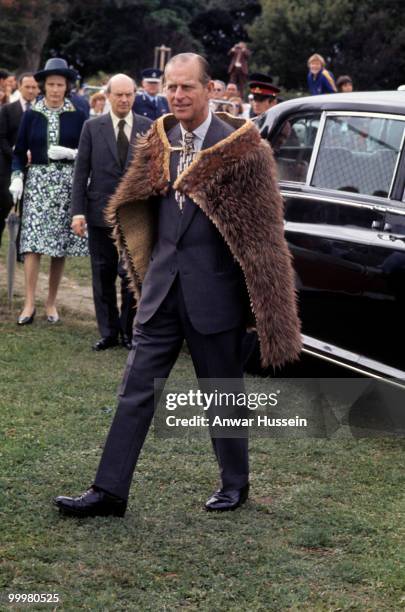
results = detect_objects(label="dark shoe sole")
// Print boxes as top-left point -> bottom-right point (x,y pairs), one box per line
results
54,501 -> 126,518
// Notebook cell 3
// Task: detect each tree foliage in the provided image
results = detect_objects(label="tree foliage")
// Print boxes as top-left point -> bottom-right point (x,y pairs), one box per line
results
0,0 -> 259,81
249,0 -> 405,91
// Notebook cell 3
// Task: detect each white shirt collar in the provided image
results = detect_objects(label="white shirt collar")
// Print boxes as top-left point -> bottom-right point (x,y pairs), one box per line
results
110,110 -> 133,129
20,97 -> 31,112
180,110 -> 212,146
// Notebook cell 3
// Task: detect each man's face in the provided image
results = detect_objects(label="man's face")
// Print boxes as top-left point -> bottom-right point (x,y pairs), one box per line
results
19,76 -> 38,102
309,60 -> 322,75
226,83 -> 238,96
213,81 -> 225,98
164,59 -> 213,130
108,77 -> 136,117
341,82 -> 353,93
142,79 -> 160,96
252,95 -> 276,116
6,75 -> 17,92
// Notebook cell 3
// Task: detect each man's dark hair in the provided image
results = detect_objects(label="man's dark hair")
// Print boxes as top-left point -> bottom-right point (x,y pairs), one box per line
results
336,75 -> 353,87
164,53 -> 212,86
0,68 -> 10,80
17,72 -> 34,85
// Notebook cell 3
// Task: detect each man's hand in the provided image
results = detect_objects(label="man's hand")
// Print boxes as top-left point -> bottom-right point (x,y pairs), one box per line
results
71,215 -> 87,237
48,145 -> 77,161
9,176 -> 23,204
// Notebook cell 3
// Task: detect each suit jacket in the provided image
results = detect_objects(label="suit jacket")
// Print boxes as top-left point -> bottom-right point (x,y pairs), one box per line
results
106,112 -> 302,368
71,112 -> 152,227
132,93 -> 169,121
0,100 -> 23,180
137,115 -> 247,333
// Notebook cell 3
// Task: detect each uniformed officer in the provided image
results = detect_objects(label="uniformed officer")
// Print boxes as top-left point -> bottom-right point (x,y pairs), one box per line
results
249,73 -> 280,130
132,68 -> 169,121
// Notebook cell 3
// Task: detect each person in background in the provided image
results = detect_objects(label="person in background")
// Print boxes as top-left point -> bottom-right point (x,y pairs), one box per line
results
227,41 -> 251,97
0,68 -> 9,88
225,82 -> 239,98
6,74 -> 19,102
209,80 -> 226,112
0,73 -> 38,246
307,53 -> 337,95
0,86 -> 8,106
213,80 -> 226,98
336,75 -> 353,93
9,58 -> 88,326
133,68 -> 169,121
71,74 -> 152,351
227,96 -> 244,117
89,91 -> 107,117
249,73 -> 280,129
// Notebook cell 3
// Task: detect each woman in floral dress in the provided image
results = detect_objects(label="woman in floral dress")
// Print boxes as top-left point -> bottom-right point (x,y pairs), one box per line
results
10,58 -> 88,325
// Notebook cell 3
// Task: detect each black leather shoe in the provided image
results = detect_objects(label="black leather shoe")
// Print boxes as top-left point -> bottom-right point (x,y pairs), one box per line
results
54,487 -> 127,518
92,336 -> 119,351
205,483 -> 249,512
17,309 -> 36,326
120,334 -> 132,350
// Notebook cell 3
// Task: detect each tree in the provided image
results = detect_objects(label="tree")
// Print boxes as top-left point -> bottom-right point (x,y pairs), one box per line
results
190,0 -> 260,81
0,0 -> 72,71
248,0 -> 405,91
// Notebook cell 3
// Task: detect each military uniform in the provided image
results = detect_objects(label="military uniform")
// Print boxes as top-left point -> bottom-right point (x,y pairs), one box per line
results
132,68 -> 169,121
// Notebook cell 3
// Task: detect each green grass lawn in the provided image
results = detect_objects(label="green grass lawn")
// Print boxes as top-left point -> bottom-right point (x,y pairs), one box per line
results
1,291 -> 405,611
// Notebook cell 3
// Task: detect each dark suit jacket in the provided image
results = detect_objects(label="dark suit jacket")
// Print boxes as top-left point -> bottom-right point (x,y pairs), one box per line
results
137,114 -> 248,334
0,100 -> 23,180
71,112 -> 152,227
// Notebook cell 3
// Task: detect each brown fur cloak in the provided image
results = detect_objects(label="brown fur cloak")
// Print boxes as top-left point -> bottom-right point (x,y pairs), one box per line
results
106,113 -> 302,368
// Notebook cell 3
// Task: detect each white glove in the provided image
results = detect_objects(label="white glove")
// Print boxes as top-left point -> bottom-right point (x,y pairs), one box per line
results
48,145 -> 77,161
9,176 -> 23,204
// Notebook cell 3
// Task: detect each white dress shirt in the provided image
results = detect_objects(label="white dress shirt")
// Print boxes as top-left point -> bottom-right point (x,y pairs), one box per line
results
179,110 -> 212,151
19,97 -> 32,112
110,110 -> 133,141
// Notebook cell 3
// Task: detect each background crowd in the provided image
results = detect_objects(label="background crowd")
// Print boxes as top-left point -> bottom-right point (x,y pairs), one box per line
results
0,33 -> 398,352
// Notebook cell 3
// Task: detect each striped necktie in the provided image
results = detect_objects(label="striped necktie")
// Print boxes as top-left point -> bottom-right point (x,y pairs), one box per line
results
175,131 -> 195,211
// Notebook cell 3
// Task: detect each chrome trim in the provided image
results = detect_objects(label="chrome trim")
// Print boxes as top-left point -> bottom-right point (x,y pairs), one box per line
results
280,189 -> 405,216
389,124 -> 405,198
325,110 -> 405,121
285,221 -> 374,246
306,111 -> 326,186
301,334 -> 405,389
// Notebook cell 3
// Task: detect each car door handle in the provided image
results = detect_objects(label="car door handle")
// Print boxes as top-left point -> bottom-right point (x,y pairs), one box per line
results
387,233 -> 405,242
377,232 -> 405,243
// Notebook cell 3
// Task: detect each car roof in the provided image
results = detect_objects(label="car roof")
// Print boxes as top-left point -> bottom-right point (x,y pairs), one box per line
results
261,91 -> 405,132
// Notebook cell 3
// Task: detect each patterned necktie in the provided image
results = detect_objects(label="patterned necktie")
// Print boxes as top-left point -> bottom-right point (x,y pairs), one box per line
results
25,101 -> 31,111
117,119 -> 129,169
175,131 -> 195,211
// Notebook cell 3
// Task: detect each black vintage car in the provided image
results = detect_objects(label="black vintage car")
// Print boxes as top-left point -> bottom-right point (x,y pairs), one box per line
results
255,91 -> 405,385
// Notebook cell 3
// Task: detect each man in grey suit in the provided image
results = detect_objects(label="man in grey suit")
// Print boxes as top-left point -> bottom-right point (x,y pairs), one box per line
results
0,73 -> 38,245
71,74 -> 152,350
55,54 -> 301,517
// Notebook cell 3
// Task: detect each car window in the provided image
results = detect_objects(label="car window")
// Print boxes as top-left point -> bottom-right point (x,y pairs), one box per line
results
311,115 -> 405,198
272,114 -> 320,183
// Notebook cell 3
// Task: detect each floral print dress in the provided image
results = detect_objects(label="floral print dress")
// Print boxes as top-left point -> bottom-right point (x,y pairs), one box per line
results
19,98 -> 88,257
